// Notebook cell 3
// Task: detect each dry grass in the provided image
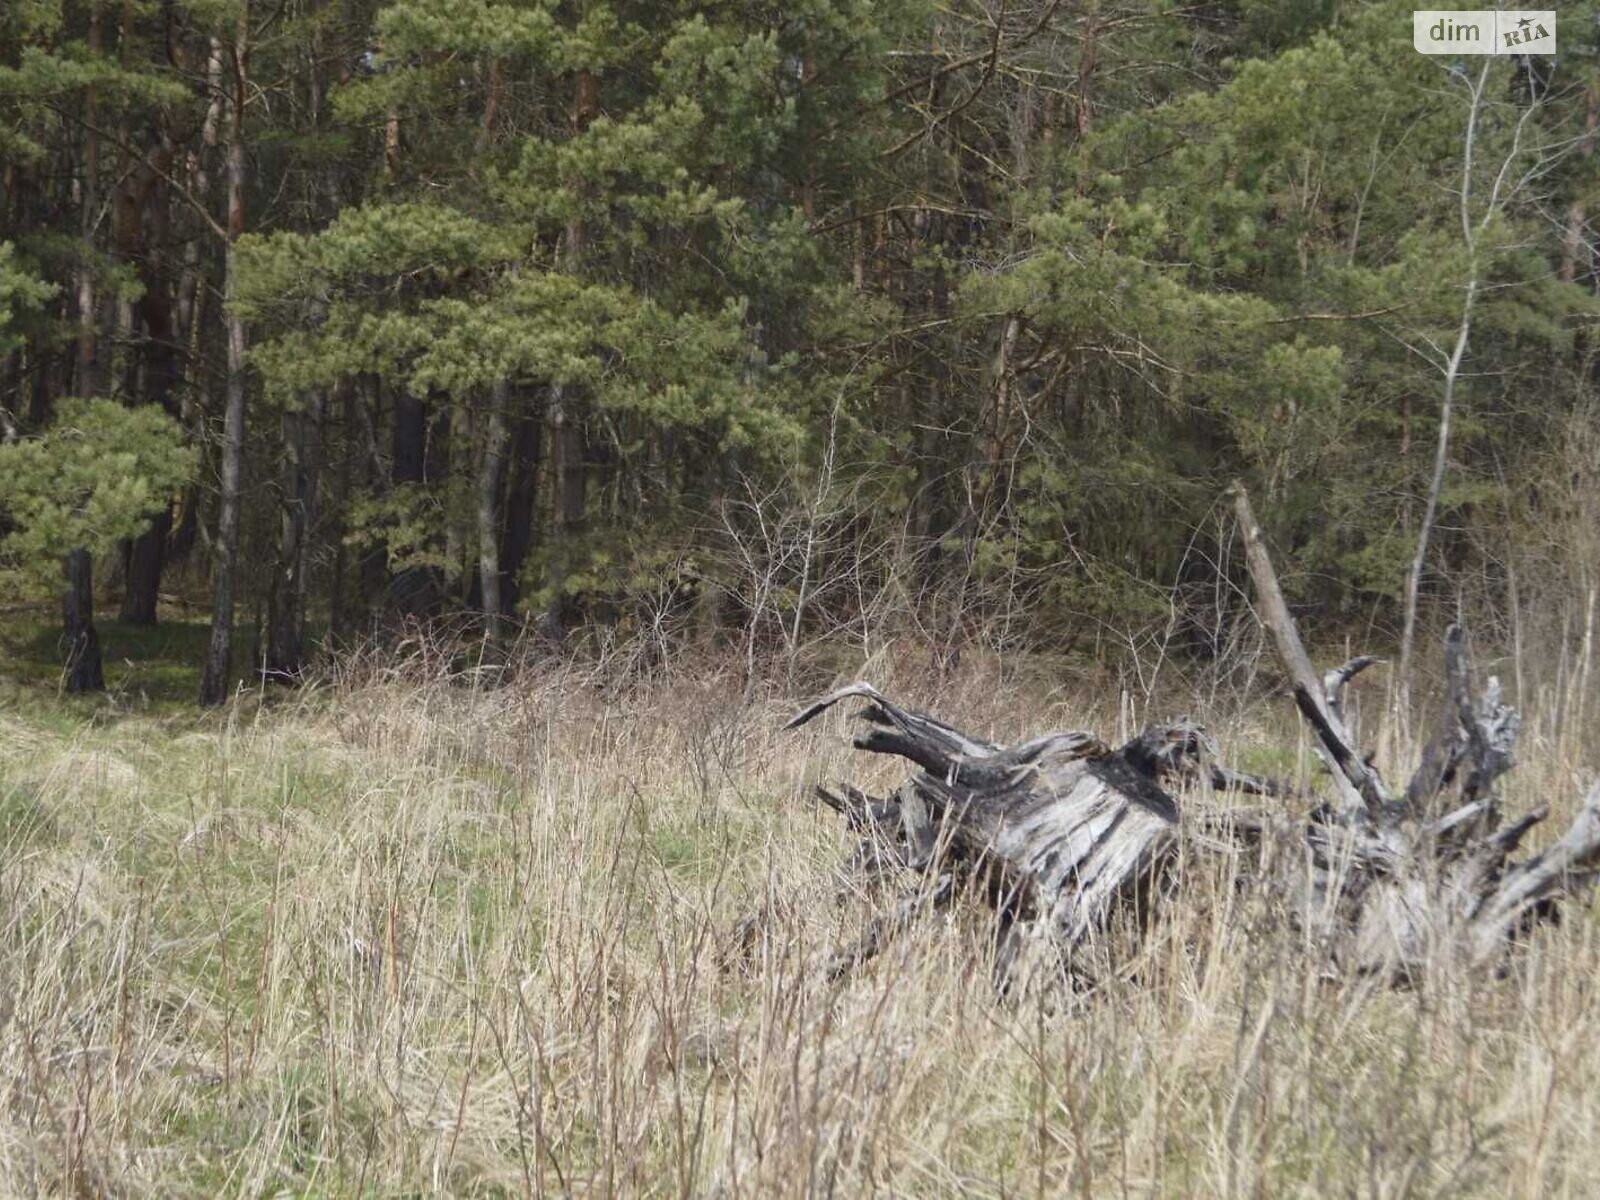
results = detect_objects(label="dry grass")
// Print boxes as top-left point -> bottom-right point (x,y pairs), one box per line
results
2,643 -> 1599,1197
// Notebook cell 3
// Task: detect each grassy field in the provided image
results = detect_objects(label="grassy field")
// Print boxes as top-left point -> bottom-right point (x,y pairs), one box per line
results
3,620 -> 1600,1196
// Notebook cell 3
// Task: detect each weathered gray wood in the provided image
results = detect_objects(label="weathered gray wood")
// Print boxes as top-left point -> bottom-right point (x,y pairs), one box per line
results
1467,779 -> 1600,963
1231,482 -> 1599,979
1324,655 -> 1381,727
1233,484 -> 1390,819
787,687 -> 1207,986
1459,674 -> 1518,807
1404,625 -> 1517,819
760,491 -> 1600,994
1406,625 -> 1473,813
786,682 -> 1000,760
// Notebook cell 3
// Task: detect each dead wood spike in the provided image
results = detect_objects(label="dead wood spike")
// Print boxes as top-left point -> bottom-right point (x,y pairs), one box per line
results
1232,479 -> 1600,978
1233,483 -> 1390,821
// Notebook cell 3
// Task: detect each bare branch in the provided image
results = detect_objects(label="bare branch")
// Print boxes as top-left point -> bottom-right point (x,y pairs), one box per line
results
1231,482 -> 1389,819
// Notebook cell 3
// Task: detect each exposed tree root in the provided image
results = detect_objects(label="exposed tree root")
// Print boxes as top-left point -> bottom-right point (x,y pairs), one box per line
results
762,485 -> 1600,992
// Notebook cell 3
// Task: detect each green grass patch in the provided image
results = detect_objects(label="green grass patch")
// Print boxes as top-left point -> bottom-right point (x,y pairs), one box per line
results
0,777 -> 60,849
1,608 -> 211,711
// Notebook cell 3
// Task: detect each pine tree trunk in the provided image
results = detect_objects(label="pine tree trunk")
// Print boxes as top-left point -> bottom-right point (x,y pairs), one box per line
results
199,19 -> 249,707
121,510 -> 170,624
542,390 -> 585,638
264,389 -> 323,681
387,385 -> 441,617
199,241 -> 247,706
28,340 -> 52,428
500,401 -> 543,615
61,9 -> 106,695
477,381 -> 510,642
443,401 -> 470,600
121,156 -> 179,625
74,5 -> 102,399
62,549 -> 104,694
356,378 -> 390,617
393,386 -> 426,484
168,37 -> 224,578
329,383 -> 356,642
542,67 -> 597,639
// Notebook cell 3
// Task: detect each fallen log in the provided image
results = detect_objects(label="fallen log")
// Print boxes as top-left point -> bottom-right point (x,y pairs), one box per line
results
765,486 -> 1600,992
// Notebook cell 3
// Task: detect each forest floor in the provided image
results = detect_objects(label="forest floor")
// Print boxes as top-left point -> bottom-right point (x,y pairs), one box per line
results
3,618 -> 1600,1196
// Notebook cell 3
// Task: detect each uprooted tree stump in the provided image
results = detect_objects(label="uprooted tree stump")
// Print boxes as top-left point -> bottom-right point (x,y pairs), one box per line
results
772,484 -> 1600,992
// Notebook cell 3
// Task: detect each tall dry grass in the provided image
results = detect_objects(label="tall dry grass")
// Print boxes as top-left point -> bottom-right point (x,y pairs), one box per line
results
1,637 -> 1598,1197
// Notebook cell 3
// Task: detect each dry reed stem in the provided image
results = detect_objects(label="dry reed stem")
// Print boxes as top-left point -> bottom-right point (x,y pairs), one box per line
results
1,645 -> 1596,1196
